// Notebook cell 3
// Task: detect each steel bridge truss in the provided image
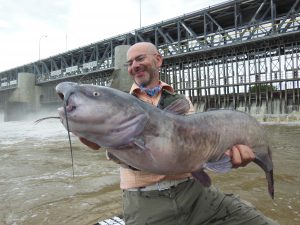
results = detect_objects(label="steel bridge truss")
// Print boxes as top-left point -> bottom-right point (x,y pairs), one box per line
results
38,69 -> 114,104
161,33 -> 300,113
0,0 -> 299,113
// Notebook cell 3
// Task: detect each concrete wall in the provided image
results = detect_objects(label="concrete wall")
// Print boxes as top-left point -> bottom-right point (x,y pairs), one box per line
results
4,72 -> 41,121
194,99 -> 300,122
110,45 -> 133,92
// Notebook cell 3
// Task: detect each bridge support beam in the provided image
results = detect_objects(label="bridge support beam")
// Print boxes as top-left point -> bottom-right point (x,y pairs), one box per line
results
4,72 -> 41,121
110,45 -> 132,92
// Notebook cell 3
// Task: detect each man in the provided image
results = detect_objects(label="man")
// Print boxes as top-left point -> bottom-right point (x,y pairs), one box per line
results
80,42 -> 278,225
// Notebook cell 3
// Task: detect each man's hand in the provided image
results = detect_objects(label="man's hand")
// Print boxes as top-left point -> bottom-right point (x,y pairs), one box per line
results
225,145 -> 255,168
79,137 -> 101,150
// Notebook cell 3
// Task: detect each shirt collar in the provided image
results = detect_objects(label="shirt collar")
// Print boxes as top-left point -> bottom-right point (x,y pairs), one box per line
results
130,81 -> 174,95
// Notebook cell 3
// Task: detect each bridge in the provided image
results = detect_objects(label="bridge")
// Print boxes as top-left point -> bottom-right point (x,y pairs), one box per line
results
0,0 -> 299,120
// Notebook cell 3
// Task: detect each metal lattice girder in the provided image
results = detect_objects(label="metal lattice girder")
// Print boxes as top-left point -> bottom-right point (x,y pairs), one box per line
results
276,0 -> 300,33
38,69 -> 114,103
244,0 -> 271,40
134,31 -> 145,42
161,34 -> 300,110
0,70 -> 17,90
156,27 -> 178,54
205,12 -> 234,43
33,41 -> 116,82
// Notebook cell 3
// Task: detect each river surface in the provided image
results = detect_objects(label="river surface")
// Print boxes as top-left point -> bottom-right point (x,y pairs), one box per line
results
0,114 -> 299,225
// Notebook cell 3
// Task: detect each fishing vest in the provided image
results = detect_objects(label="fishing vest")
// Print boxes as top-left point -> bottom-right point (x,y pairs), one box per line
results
132,88 -> 187,111
157,89 -> 187,111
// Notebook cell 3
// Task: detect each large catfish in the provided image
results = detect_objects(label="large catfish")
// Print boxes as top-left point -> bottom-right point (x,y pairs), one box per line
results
56,82 -> 274,198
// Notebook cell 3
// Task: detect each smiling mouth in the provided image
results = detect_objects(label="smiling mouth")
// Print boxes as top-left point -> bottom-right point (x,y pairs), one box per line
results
134,70 -> 143,75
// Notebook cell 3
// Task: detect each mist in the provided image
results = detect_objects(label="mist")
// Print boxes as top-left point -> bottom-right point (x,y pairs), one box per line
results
0,104 -> 60,123
0,110 -> 3,122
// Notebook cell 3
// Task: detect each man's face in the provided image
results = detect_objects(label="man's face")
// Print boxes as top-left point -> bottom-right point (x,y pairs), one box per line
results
126,45 -> 162,88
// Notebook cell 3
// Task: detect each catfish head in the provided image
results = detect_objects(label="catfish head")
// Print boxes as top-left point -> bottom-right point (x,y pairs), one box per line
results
56,82 -> 149,148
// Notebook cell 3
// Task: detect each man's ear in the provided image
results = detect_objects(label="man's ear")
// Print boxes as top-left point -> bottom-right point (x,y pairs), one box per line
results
155,53 -> 163,67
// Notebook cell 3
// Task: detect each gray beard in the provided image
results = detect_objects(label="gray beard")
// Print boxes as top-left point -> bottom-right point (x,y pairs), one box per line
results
140,68 -> 159,87
139,78 -> 152,87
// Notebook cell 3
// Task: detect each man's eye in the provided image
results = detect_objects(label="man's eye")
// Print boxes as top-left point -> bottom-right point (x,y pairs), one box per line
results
136,56 -> 145,62
124,61 -> 132,67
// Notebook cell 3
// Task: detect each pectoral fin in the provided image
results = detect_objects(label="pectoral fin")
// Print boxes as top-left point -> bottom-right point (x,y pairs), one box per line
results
203,155 -> 232,173
108,113 -> 149,148
133,138 -> 149,151
192,170 -> 211,187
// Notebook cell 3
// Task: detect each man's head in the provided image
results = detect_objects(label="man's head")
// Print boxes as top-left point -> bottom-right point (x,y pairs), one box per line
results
126,42 -> 163,88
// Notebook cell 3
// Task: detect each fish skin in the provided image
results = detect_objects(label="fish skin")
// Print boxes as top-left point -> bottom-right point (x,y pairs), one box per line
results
56,82 -> 274,199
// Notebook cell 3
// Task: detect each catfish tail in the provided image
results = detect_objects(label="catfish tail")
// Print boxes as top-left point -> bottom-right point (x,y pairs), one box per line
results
253,146 -> 274,199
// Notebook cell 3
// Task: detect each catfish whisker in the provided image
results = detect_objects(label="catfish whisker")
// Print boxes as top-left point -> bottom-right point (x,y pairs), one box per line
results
64,101 -> 75,178
34,117 -> 60,124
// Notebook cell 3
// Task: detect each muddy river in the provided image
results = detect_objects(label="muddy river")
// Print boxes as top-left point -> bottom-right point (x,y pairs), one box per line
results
0,115 -> 299,225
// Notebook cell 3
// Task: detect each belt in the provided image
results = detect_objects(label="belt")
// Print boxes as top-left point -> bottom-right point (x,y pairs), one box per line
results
126,177 -> 192,192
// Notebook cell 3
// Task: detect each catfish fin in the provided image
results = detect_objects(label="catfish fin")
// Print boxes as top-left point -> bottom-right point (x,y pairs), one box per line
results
133,138 -> 149,151
192,170 -> 211,187
253,147 -> 274,199
108,112 -> 149,147
106,151 -> 125,164
203,155 -> 232,173
163,98 -> 190,115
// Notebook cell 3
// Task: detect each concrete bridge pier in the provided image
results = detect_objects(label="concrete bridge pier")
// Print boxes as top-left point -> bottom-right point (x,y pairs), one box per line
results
4,72 -> 41,121
110,45 -> 133,92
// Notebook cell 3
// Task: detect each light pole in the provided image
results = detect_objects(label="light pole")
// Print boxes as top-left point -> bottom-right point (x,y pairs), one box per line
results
39,35 -> 48,60
65,33 -> 68,51
139,0 -> 142,28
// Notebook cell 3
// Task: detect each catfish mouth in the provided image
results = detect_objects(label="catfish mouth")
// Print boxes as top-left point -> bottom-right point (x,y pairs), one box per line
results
57,91 -> 77,114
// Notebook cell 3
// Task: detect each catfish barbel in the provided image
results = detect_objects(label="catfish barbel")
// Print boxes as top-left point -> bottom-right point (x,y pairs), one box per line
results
56,82 -> 274,199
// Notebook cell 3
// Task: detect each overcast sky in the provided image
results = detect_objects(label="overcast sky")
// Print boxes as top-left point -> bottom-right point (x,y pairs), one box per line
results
0,0 -> 226,72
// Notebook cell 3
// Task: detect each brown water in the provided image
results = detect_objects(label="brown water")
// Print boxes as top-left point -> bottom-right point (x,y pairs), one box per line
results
0,119 -> 299,225
211,124 -> 300,225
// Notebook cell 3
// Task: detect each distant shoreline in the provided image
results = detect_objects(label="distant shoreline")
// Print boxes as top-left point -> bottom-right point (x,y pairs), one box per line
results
254,113 -> 300,125
261,121 -> 300,126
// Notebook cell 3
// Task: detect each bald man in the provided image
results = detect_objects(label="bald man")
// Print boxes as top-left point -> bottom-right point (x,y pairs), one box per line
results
80,42 -> 278,225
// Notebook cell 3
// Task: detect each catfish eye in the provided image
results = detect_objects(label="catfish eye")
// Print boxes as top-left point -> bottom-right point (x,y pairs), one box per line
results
93,91 -> 100,96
